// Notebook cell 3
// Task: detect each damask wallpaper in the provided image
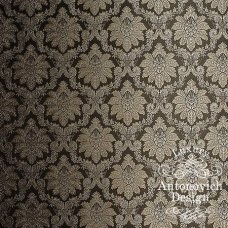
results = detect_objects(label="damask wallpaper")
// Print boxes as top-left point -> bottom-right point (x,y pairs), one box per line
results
0,0 -> 228,227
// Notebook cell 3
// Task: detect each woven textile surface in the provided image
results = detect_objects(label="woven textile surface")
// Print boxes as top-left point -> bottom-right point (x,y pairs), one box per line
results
0,0 -> 228,227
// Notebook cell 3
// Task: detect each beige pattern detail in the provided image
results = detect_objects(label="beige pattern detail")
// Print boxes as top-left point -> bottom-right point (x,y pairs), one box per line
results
13,0 -> 48,16
79,192 -> 116,228
140,43 -> 178,88
206,0 -> 228,14
205,116 -> 228,161
0,163 -> 19,198
142,192 -> 178,228
0,86 -> 18,124
44,81 -> 82,126
78,0 -> 112,15
108,7 -> 146,52
14,194 -> 51,228
78,118 -> 115,163
0,13 -> 17,52
77,44 -> 114,89
45,155 -> 83,200
110,155 -> 147,199
205,43 -> 228,88
207,190 -> 228,228
141,0 -> 176,14
13,119 -> 51,164
109,81 -> 147,125
173,80 -> 210,125
13,45 -> 50,90
44,8 -> 81,53
172,6 -> 209,51
142,117 -> 179,162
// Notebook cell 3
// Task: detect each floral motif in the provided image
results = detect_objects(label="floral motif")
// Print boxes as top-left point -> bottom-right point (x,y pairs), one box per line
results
44,8 -> 81,53
215,88 -> 228,112
49,124 -> 78,153
77,44 -> 114,89
205,116 -> 228,161
14,194 -> 51,228
206,0 -> 228,14
44,81 -> 82,126
173,80 -> 210,125
207,190 -> 228,228
78,0 -> 112,15
0,161 -> 18,199
141,0 -> 175,14
115,199 -> 142,227
13,119 -> 51,164
204,43 -> 228,88
13,45 -> 50,90
172,6 -> 209,51
0,13 -> 17,52
79,192 -> 116,228
13,0 -> 48,16
109,81 -> 146,125
78,118 -> 115,163
142,192 -> 178,228
108,7 -> 146,52
142,117 -> 179,162
0,86 -> 18,125
219,161 -> 228,185
110,155 -> 147,199
45,155 -> 83,200
140,44 -> 178,88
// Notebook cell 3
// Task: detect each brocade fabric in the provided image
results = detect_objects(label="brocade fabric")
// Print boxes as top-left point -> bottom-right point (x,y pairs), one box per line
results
0,0 -> 228,227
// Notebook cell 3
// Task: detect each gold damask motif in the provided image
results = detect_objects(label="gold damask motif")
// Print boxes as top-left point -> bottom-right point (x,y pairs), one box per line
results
0,0 -> 227,228
140,43 -> 178,88
77,44 -> 115,89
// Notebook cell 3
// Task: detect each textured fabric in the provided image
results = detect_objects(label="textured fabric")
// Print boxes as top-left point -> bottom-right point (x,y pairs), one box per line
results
0,0 -> 227,227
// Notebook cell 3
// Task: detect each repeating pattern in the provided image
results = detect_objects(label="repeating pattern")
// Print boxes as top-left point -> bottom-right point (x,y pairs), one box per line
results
0,0 -> 227,227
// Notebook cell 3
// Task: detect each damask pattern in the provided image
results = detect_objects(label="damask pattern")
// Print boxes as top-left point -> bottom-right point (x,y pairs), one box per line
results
0,0 -> 227,227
